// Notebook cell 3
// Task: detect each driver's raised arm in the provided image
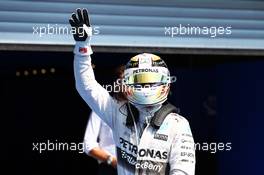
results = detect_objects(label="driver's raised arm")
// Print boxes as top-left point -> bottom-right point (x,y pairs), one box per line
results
70,8 -> 117,128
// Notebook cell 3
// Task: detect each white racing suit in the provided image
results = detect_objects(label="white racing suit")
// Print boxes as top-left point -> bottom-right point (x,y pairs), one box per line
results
73,41 -> 195,175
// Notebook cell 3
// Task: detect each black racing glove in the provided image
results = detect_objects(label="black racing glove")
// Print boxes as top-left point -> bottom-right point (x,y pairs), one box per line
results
69,8 -> 91,41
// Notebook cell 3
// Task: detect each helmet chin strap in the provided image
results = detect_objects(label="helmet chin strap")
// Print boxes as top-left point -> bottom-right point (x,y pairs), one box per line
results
140,104 -> 161,111
132,97 -> 167,111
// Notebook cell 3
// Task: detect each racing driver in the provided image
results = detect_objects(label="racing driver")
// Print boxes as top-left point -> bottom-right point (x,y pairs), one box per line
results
70,8 -> 195,175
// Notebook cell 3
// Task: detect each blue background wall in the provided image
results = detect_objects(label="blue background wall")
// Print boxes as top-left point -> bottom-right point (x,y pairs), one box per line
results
216,61 -> 264,175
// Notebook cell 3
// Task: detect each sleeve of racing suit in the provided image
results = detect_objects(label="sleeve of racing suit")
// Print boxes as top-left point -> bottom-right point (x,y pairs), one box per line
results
74,41 -> 117,128
83,111 -> 101,155
169,117 -> 196,175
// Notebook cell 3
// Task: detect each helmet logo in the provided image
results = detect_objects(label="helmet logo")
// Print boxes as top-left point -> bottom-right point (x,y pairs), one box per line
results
139,55 -> 152,67
133,68 -> 158,74
139,57 -> 150,64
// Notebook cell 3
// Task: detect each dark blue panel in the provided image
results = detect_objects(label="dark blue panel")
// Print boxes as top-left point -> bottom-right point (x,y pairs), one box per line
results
216,61 -> 264,175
